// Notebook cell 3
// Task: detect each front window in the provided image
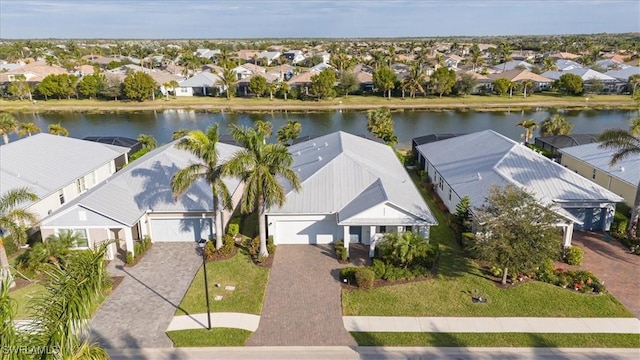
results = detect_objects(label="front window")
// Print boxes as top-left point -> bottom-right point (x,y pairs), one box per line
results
378,225 -> 387,233
405,226 -> 413,233
76,177 -> 86,194
60,229 -> 89,248
58,189 -> 65,205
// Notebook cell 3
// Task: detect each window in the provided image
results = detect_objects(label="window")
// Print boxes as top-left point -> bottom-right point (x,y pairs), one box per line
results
378,226 -> 387,233
58,189 -> 65,205
405,226 -> 413,233
59,229 -> 89,248
76,177 -> 86,193
449,188 -> 452,201
592,169 -> 596,179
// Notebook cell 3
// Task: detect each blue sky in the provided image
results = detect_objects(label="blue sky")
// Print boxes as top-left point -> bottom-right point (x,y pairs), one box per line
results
1,0 -> 638,39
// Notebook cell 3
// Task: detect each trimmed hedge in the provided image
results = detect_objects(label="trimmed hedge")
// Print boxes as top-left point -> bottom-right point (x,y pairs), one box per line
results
565,246 -> 584,266
340,267 -> 358,285
335,240 -> 348,262
354,267 -> 375,289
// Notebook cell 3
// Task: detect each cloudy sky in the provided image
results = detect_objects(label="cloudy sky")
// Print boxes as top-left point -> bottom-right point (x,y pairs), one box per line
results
1,0 -> 638,39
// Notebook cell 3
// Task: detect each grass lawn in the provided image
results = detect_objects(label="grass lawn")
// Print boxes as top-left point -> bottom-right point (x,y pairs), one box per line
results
342,172 -> 633,318
166,328 -> 252,347
351,332 -> 640,348
10,283 -> 46,320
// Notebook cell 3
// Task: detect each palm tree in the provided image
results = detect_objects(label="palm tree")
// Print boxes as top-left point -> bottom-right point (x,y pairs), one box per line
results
0,112 -> 18,144
224,124 -> 301,257
171,125 -> 232,249
521,79 -> 535,98
629,74 -> 640,96
163,80 -> 180,100
18,122 -> 41,138
220,67 -> 238,99
172,128 -> 190,140
598,122 -> 640,239
48,123 -> 69,136
137,134 -> 157,149
279,81 -> 290,100
254,120 -> 273,141
516,119 -> 538,146
469,43 -> 483,72
498,41 -> 512,72
0,187 -> 38,289
403,64 -> 426,98
539,114 -> 573,136
542,57 -> 558,72
276,120 -> 302,146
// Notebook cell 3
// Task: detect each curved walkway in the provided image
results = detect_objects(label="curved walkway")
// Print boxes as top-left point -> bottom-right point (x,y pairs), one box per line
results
167,312 -> 260,332
343,316 -> 640,333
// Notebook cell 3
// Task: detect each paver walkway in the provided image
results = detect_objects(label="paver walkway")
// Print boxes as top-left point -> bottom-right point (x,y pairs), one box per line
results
167,312 -> 260,331
90,243 -> 201,348
343,316 -> 640,333
572,231 -> 640,318
247,245 -> 357,346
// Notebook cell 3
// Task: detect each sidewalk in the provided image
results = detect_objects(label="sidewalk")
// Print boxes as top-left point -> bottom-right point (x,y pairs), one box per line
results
343,316 -> 640,333
167,313 -> 260,332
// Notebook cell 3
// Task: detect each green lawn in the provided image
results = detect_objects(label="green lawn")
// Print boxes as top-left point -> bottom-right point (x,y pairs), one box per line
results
342,172 -> 633,318
166,328 -> 252,347
10,283 -> 46,320
351,332 -> 640,348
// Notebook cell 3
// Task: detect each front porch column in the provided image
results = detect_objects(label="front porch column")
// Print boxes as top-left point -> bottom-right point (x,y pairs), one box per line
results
562,223 -> 574,248
342,225 -> 350,257
369,226 -> 377,258
124,226 -> 135,257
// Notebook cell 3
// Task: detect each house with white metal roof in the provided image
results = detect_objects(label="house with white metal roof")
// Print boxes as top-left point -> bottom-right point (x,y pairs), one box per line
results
39,140 -> 244,260
559,142 -> 639,209
415,130 -> 624,246
266,131 -> 438,257
176,72 -> 224,97
0,133 -> 129,223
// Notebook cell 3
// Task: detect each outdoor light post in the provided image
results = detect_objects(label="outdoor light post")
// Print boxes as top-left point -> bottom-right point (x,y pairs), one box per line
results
198,239 -> 212,330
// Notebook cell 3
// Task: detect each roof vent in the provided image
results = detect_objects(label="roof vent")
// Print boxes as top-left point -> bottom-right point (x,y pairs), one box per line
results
297,168 -> 301,172
312,142 -> 316,147
318,156 -> 323,162
324,142 -> 329,147
620,167 -> 625,172
477,172 -> 482,181
296,151 -> 301,156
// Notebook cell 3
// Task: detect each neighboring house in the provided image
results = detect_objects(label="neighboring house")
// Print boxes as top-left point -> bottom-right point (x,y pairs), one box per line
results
559,143 -> 639,209
257,51 -> 281,66
548,52 -> 581,60
287,71 -> 314,94
195,48 -> 221,61
542,68 -> 621,93
107,66 -> 182,89
266,131 -> 438,257
490,60 -> 534,73
487,69 -> 554,91
533,134 -> 599,160
605,66 -> 640,92
266,64 -> 294,81
444,54 -> 464,69
175,72 -> 224,97
232,63 -> 266,80
82,136 -> 143,163
39,140 -> 244,260
458,70 -> 492,93
556,59 -> 583,71
0,133 -> 129,222
309,62 -> 332,73
415,130 -> 623,246
354,70 -> 374,92
412,134 -> 464,164
596,58 -> 629,71
236,73 -> 280,96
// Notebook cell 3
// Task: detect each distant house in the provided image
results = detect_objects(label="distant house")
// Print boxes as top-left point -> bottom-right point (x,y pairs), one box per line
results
547,52 -> 581,60
195,48 -> 221,61
82,136 -> 142,166
232,63 -> 266,80
542,68 -> 621,93
283,50 -> 306,64
596,59 -> 629,71
415,130 -> 623,245
236,73 -> 280,96
176,72 -> 224,97
257,51 -> 281,66
533,134 -> 599,160
444,54 -> 464,69
490,60 -> 534,73
560,142 -> 639,208
0,134 -> 129,222
556,59 -> 583,71
287,71 -> 314,94
605,67 -> 640,92
487,69 -> 554,92
309,62 -> 333,73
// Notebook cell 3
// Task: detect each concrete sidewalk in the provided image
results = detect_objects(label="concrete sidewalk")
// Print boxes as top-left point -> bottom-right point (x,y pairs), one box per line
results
167,312 -> 260,332
343,316 -> 640,333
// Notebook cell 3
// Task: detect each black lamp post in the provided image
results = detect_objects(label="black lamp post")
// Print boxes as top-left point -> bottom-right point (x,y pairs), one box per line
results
198,239 -> 212,330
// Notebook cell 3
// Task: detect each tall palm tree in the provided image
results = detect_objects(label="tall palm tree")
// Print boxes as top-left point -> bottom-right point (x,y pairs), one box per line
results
276,120 -> 302,146
224,124 -> 301,257
516,119 -> 538,146
48,123 -> 69,136
0,112 -> 18,144
598,122 -> 640,239
539,114 -> 573,136
220,67 -> 238,99
469,43 -> 483,72
18,122 -> 41,138
498,41 -> 512,72
137,134 -> 157,149
403,64 -> 426,98
172,128 -> 191,140
254,120 -> 273,141
521,79 -> 535,98
0,187 -> 38,289
171,125 -> 232,249
542,57 -> 558,72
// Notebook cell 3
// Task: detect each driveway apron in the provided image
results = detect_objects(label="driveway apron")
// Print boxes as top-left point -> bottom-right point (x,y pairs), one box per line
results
247,245 -> 356,346
90,243 -> 202,348
572,231 -> 640,318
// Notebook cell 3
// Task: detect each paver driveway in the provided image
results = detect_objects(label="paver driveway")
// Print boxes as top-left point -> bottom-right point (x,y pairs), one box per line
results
247,245 -> 356,346
91,243 -> 201,348
572,231 -> 640,318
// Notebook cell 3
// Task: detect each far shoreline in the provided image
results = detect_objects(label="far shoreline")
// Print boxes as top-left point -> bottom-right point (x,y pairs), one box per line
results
1,94 -> 637,114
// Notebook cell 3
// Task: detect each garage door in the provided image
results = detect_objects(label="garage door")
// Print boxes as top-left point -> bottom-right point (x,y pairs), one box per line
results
274,219 -> 338,244
150,218 -> 213,242
565,208 -> 605,231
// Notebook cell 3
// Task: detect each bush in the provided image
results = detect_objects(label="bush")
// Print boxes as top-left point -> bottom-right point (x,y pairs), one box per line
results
354,267 -> 375,289
267,235 -> 276,255
461,232 -> 475,250
565,246 -> 584,265
125,252 -> 134,264
335,240 -> 348,262
203,240 -> 217,259
383,265 -> 415,281
228,222 -> 240,237
340,267 -> 358,285
611,212 -> 628,238
371,259 -> 386,279
490,266 -> 503,278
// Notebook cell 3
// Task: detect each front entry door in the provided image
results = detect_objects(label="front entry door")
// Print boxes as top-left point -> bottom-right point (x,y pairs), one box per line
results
349,226 -> 362,243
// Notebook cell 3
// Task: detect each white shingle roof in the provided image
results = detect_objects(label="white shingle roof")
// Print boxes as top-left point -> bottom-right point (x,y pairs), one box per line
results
559,142 -> 639,187
417,130 -> 623,214
0,133 -> 128,202
41,140 -> 243,227
269,131 -> 437,225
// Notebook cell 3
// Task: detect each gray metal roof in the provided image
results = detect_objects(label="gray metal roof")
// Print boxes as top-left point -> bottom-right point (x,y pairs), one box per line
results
605,66 -> 640,81
179,72 -> 221,87
417,130 -> 623,213
559,142 -> 639,187
268,131 -> 437,225
41,140 -> 243,227
542,68 -> 617,81
0,133 -> 129,202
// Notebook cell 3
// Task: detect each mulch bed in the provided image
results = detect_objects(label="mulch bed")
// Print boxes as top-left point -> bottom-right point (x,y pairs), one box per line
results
205,245 -> 238,262
251,250 -> 275,268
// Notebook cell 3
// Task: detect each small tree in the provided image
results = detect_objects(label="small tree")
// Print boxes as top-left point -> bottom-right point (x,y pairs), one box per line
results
474,184 -> 562,285
540,114 -> 573,136
373,65 -> 396,98
0,112 -> 18,144
137,133 -> 157,149
377,231 -> 429,268
123,71 -> 157,101
555,73 -> 583,95
454,196 -> 472,231
276,120 -> 302,146
310,69 -> 337,99
430,67 -> 457,98
492,78 -> 511,96
78,73 -> 106,99
337,71 -> 358,97
455,73 -> 477,97
48,123 -> 69,136
248,75 -> 267,97
367,107 -> 397,146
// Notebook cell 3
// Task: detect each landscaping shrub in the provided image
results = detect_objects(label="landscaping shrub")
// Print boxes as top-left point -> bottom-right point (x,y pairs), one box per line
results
461,232 -> 476,250
565,246 -> 584,265
203,240 -> 217,259
611,212 -> 628,238
246,236 -> 260,257
490,266 -> 503,278
377,232 -> 429,268
125,252 -> 134,264
371,259 -> 386,279
383,265 -> 415,281
340,267 -> 358,285
354,267 -> 375,289
267,235 -> 276,255
228,222 -> 240,237
334,240 -> 348,262
536,263 -> 605,293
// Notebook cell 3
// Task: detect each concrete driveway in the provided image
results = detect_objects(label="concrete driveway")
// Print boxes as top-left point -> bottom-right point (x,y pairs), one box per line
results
90,243 -> 202,348
247,245 -> 356,346
572,231 -> 640,318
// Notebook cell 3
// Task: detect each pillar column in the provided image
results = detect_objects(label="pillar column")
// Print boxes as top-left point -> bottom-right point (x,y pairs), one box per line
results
342,225 -> 350,257
124,227 -> 135,257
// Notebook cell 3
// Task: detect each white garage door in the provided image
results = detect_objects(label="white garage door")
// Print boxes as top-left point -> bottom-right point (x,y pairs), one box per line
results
150,218 -> 213,242
275,219 -> 338,244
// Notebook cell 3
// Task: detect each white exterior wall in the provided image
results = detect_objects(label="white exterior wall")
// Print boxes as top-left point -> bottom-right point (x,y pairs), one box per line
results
266,214 -> 339,244
351,203 -> 413,220
175,87 -> 194,97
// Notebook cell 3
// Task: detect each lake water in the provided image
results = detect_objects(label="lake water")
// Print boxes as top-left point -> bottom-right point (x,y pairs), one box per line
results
11,109 -> 637,149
